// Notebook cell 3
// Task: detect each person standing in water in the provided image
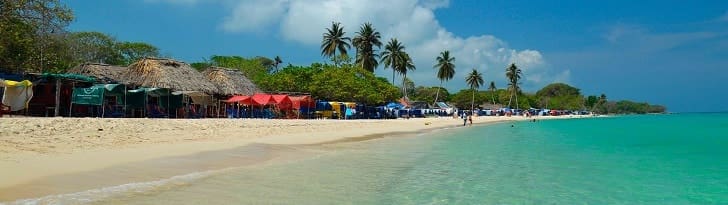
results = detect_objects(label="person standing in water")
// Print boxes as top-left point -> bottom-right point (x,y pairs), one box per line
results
462,113 -> 467,126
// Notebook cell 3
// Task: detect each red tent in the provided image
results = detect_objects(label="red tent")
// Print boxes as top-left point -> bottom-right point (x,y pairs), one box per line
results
223,95 -> 251,104
290,96 -> 314,109
251,93 -> 274,105
271,95 -> 293,109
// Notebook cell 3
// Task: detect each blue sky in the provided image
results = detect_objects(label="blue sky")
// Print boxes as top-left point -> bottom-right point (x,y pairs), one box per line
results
64,0 -> 728,112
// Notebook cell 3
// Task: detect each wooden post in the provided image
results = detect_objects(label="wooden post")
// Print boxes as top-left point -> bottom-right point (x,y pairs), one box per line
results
54,79 -> 60,117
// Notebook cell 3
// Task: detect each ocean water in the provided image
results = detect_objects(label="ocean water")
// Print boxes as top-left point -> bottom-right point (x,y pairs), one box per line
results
11,113 -> 728,204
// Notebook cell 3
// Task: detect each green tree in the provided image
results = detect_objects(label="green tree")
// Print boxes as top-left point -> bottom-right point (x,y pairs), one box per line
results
352,22 -> 382,72
433,50 -> 455,104
466,68 -> 484,112
488,81 -> 497,105
535,83 -> 584,110
205,55 -> 271,83
381,38 -> 405,85
411,86 -> 449,104
535,83 -> 581,97
67,31 -> 123,65
505,63 -> 522,109
450,89 -> 487,109
321,21 -> 351,64
585,95 -> 599,110
0,0 -> 74,73
116,41 -> 159,65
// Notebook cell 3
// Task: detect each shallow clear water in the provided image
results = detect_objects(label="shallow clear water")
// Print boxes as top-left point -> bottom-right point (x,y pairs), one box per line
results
12,114 -> 728,204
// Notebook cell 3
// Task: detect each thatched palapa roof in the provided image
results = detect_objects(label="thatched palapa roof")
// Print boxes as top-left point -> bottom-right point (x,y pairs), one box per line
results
202,66 -> 261,96
66,63 -> 127,83
121,58 -> 219,93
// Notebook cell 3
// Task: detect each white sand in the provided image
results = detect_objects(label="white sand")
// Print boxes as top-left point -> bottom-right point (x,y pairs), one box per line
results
0,115 -> 585,190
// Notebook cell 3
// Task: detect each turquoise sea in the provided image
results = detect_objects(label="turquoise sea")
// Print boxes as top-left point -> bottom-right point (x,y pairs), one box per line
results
12,113 -> 728,204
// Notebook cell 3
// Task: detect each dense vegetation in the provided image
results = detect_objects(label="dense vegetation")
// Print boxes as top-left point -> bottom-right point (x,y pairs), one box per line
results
1,1 -> 160,73
0,0 -> 666,114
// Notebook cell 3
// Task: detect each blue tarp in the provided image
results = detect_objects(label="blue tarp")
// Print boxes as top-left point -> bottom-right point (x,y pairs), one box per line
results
386,102 -> 405,109
316,100 -> 332,111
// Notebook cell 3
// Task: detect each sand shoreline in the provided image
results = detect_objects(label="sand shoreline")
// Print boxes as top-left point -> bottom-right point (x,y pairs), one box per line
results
0,115 -> 589,201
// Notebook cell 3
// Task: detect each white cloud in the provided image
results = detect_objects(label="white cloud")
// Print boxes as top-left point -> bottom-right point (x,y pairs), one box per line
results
152,0 -> 565,90
603,24 -> 645,43
221,0 -> 288,32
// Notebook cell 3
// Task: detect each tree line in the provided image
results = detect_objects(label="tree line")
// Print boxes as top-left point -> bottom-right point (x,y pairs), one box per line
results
1,0 -> 160,73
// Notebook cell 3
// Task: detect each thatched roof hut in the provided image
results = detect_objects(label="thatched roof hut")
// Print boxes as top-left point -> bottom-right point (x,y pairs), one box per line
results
202,66 -> 261,96
66,63 -> 127,83
120,58 -> 218,93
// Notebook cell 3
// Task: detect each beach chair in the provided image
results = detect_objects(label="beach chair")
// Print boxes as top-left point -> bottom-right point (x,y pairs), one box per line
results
226,107 -> 239,118
188,106 -> 204,119
103,106 -> 125,118
147,104 -> 168,118
0,103 -> 11,117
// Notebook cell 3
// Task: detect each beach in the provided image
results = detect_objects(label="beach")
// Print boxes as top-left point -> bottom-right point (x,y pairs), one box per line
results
0,115 -> 585,202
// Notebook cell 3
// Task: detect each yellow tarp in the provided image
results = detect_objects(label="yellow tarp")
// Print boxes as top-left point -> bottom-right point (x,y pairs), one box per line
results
1,80 -> 34,111
1,80 -> 33,87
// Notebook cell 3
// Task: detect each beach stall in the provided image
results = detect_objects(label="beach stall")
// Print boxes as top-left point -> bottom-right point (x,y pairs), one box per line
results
69,84 -> 127,117
120,58 -> 219,118
271,94 -> 294,118
202,66 -> 260,118
26,73 -> 96,117
290,95 -> 314,119
314,100 -> 334,119
223,95 -> 251,118
250,93 -> 275,118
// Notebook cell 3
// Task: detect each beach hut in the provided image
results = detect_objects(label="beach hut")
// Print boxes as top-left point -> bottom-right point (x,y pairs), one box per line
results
120,58 -> 219,118
202,66 -> 260,117
26,73 -> 96,117
66,63 -> 127,84
201,66 -> 260,96
121,58 -> 218,94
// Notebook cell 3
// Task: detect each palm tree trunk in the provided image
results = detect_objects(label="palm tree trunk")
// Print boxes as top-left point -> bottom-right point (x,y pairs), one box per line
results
491,90 -> 496,105
507,89 -> 513,108
402,73 -> 407,98
515,92 -> 519,111
434,80 -> 442,105
392,69 -> 396,85
470,89 -> 475,115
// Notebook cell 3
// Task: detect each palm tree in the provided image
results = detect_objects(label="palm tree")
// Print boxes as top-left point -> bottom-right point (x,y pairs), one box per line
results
381,38 -> 405,85
505,63 -> 522,110
352,22 -> 382,72
321,22 -> 351,64
273,56 -> 282,72
466,68 -> 484,113
433,50 -> 455,104
397,53 -> 416,98
488,81 -> 497,105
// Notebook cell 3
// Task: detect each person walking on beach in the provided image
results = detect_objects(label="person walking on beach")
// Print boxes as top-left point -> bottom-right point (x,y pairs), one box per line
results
462,113 -> 467,126
468,115 -> 473,126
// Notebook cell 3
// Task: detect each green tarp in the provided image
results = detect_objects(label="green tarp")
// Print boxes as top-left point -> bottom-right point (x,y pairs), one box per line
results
41,73 -> 96,83
71,84 -> 126,105
71,86 -> 105,105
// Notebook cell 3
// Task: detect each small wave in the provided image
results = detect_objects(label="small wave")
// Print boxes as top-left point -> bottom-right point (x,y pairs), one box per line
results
4,167 -> 236,205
